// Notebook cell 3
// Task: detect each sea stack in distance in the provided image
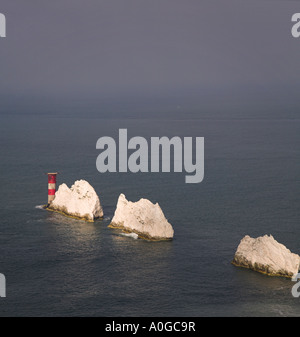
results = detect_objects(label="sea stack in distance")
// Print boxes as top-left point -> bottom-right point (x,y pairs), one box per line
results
109,193 -> 174,241
47,179 -> 103,221
232,235 -> 300,278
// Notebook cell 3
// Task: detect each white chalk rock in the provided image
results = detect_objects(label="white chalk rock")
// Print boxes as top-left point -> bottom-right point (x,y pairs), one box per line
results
233,235 -> 300,278
49,179 -> 103,221
109,194 -> 174,240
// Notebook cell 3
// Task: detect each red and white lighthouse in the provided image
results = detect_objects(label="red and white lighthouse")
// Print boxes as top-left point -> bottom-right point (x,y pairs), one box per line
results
47,172 -> 58,205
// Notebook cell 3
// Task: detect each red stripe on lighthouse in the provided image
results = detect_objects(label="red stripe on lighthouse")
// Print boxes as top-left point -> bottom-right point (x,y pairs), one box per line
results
48,175 -> 57,184
48,189 -> 56,195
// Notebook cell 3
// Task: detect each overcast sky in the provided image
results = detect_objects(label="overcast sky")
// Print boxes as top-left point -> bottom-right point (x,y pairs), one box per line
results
0,0 -> 299,113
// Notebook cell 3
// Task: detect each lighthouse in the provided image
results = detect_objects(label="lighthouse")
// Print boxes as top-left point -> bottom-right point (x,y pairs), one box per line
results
47,172 -> 58,205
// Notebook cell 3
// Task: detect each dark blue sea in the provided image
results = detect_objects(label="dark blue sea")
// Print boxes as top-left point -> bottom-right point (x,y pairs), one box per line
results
0,104 -> 299,317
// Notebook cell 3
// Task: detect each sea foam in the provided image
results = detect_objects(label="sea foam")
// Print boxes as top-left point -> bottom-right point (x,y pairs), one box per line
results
120,232 -> 139,240
35,205 -> 45,210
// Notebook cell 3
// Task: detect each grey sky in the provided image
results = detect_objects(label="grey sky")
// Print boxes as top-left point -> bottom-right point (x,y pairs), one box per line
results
0,0 -> 299,113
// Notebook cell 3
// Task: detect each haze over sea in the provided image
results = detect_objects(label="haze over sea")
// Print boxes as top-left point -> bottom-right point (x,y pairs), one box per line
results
0,100 -> 299,316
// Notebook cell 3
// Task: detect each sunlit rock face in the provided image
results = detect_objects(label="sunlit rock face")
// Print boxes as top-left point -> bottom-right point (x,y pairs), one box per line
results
232,235 -> 300,278
109,194 -> 174,241
48,180 -> 103,221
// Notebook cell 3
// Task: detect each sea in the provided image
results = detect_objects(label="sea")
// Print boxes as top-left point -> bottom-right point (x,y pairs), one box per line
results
0,101 -> 299,317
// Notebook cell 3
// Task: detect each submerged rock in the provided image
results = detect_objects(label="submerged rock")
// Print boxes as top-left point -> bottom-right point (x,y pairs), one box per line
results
47,179 -> 103,221
232,235 -> 300,278
109,194 -> 174,241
